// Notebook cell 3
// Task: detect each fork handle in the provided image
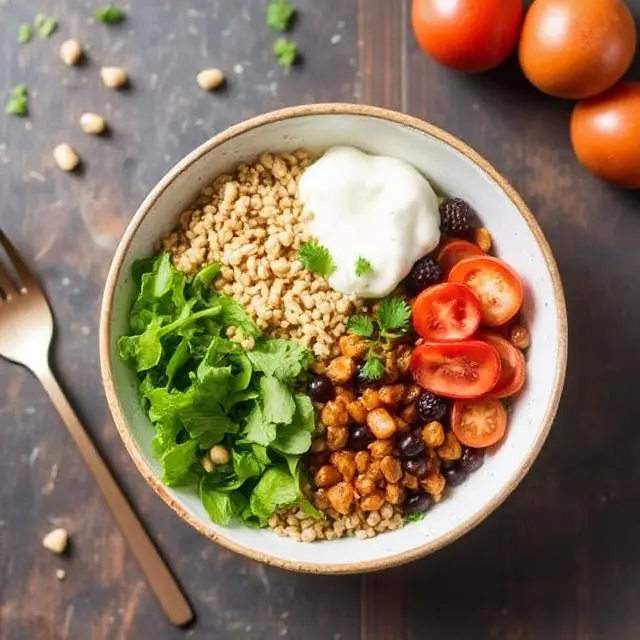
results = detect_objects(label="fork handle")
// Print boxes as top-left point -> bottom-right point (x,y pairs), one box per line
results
37,366 -> 193,627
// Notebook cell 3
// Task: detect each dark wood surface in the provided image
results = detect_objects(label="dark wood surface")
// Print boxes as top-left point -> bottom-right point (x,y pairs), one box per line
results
2,1 -> 640,638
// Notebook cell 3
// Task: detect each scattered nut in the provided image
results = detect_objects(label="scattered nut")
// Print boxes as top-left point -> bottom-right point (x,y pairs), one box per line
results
100,66 -> 128,89
475,227 -> 492,252
42,528 -> 68,554
60,39 -> 83,66
79,112 -> 107,135
510,324 -> 530,350
56,569 -> 66,581
209,444 -> 230,465
53,144 -> 80,172
197,68 -> 225,91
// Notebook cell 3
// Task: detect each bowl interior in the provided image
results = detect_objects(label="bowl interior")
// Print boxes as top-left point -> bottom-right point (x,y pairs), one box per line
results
103,108 -> 566,573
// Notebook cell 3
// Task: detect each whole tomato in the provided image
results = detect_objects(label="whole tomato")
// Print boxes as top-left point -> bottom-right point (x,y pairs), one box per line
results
571,83 -> 640,189
412,0 -> 524,73
519,0 -> 637,99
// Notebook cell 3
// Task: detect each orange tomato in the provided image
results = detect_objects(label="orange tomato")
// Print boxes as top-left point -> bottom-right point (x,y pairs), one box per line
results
519,0 -> 637,99
571,83 -> 640,189
412,0 -> 524,73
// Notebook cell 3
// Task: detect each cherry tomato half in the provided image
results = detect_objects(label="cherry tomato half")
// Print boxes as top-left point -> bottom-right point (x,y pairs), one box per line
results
449,256 -> 524,327
412,283 -> 481,342
479,333 -> 526,398
452,397 -> 508,448
411,341 -> 501,399
412,0 -> 524,73
437,240 -> 484,276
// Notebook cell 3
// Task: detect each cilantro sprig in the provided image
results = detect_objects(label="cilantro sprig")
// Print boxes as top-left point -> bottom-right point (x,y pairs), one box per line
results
34,13 -> 57,37
346,297 -> 412,381
298,241 -> 336,277
95,4 -> 126,24
266,0 -> 295,31
5,85 -> 29,117
355,257 -> 374,277
273,37 -> 298,69
18,24 -> 33,44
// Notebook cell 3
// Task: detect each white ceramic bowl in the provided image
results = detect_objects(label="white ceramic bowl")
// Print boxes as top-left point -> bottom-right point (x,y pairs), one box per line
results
100,104 -> 567,574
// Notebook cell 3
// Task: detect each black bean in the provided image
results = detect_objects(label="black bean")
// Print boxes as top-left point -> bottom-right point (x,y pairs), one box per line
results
459,447 -> 484,473
397,434 -> 425,460
308,375 -> 335,403
444,467 -> 468,487
403,457 -> 428,478
349,426 -> 372,451
404,490 -> 432,514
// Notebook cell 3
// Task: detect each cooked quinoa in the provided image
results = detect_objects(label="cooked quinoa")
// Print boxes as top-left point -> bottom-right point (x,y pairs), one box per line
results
162,150 -> 363,359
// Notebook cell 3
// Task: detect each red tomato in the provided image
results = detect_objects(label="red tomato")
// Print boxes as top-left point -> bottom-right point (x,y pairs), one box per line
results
412,283 -> 481,342
479,333 -> 526,398
571,83 -> 640,189
452,398 -> 508,448
411,341 -> 501,399
519,0 -> 636,99
437,240 -> 484,276
412,0 -> 524,73
449,256 -> 524,327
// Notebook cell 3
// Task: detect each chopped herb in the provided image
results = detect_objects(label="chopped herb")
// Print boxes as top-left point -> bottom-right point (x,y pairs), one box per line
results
355,256 -> 374,277
34,13 -> 57,37
346,295 -> 411,381
298,241 -> 336,277
377,297 -> 411,337
95,4 -> 126,24
5,85 -> 29,117
266,0 -> 295,31
273,37 -> 298,69
405,512 -> 425,523
362,350 -> 385,381
18,24 -> 33,44
346,315 -> 374,338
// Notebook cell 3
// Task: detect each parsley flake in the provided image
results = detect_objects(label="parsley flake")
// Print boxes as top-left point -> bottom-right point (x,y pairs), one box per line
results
34,13 -> 57,38
5,85 -> 29,117
405,512 -> 425,523
266,0 -> 295,31
355,256 -> 374,277
273,37 -> 298,69
95,4 -> 126,24
298,241 -> 336,277
18,24 -> 33,44
346,315 -> 374,338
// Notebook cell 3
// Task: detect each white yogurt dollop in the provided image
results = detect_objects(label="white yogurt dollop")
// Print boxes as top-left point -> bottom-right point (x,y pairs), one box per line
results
298,146 -> 441,298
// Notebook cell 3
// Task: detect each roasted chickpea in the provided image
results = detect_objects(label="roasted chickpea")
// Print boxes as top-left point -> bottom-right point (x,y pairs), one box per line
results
335,386 -> 356,404
402,472 -> 419,490
314,465 -> 342,488
380,456 -> 403,483
326,356 -> 356,384
421,472 -> 446,497
395,417 -> 411,434
385,483 -> 406,505
368,439 -> 394,460
327,482 -> 354,515
326,426 -> 349,451
421,421 -> 445,448
366,408 -> 397,439
402,384 -> 422,405
367,460 -> 383,482
361,388 -> 382,411
331,451 -> 356,482
355,474 -> 376,496
437,432 -> 463,461
354,451 -> 371,474
396,344 -> 413,375
320,399 -> 349,427
378,384 -> 405,406
346,399 -> 367,424
400,403 -> 419,425
338,334 -> 371,358
360,490 -> 385,511
313,488 -> 331,510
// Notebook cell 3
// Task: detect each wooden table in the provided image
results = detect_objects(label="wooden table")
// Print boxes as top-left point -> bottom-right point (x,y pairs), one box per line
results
2,1 -> 640,638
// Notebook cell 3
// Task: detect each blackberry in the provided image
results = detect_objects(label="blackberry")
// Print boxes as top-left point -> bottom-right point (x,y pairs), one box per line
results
406,256 -> 442,296
439,197 -> 476,235
416,392 -> 447,422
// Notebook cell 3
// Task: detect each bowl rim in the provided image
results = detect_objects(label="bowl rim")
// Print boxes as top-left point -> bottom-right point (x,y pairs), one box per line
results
99,102 -> 568,575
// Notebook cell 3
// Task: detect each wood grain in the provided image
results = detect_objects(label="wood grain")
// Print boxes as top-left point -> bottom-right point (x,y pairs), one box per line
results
3,0 -> 640,638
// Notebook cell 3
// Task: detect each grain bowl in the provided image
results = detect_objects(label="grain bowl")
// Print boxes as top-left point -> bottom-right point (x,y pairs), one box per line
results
100,103 -> 567,574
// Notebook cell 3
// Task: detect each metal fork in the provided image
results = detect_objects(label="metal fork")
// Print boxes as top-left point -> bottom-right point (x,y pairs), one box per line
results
0,230 -> 193,627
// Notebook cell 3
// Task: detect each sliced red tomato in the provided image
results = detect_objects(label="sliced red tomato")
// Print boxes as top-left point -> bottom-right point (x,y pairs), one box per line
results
449,256 -> 524,327
412,283 -> 482,342
411,341 -> 501,399
479,333 -> 526,398
452,398 -> 508,448
437,240 -> 484,276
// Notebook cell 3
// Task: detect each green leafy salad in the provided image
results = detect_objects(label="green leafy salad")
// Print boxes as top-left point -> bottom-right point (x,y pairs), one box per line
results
118,253 -> 320,527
